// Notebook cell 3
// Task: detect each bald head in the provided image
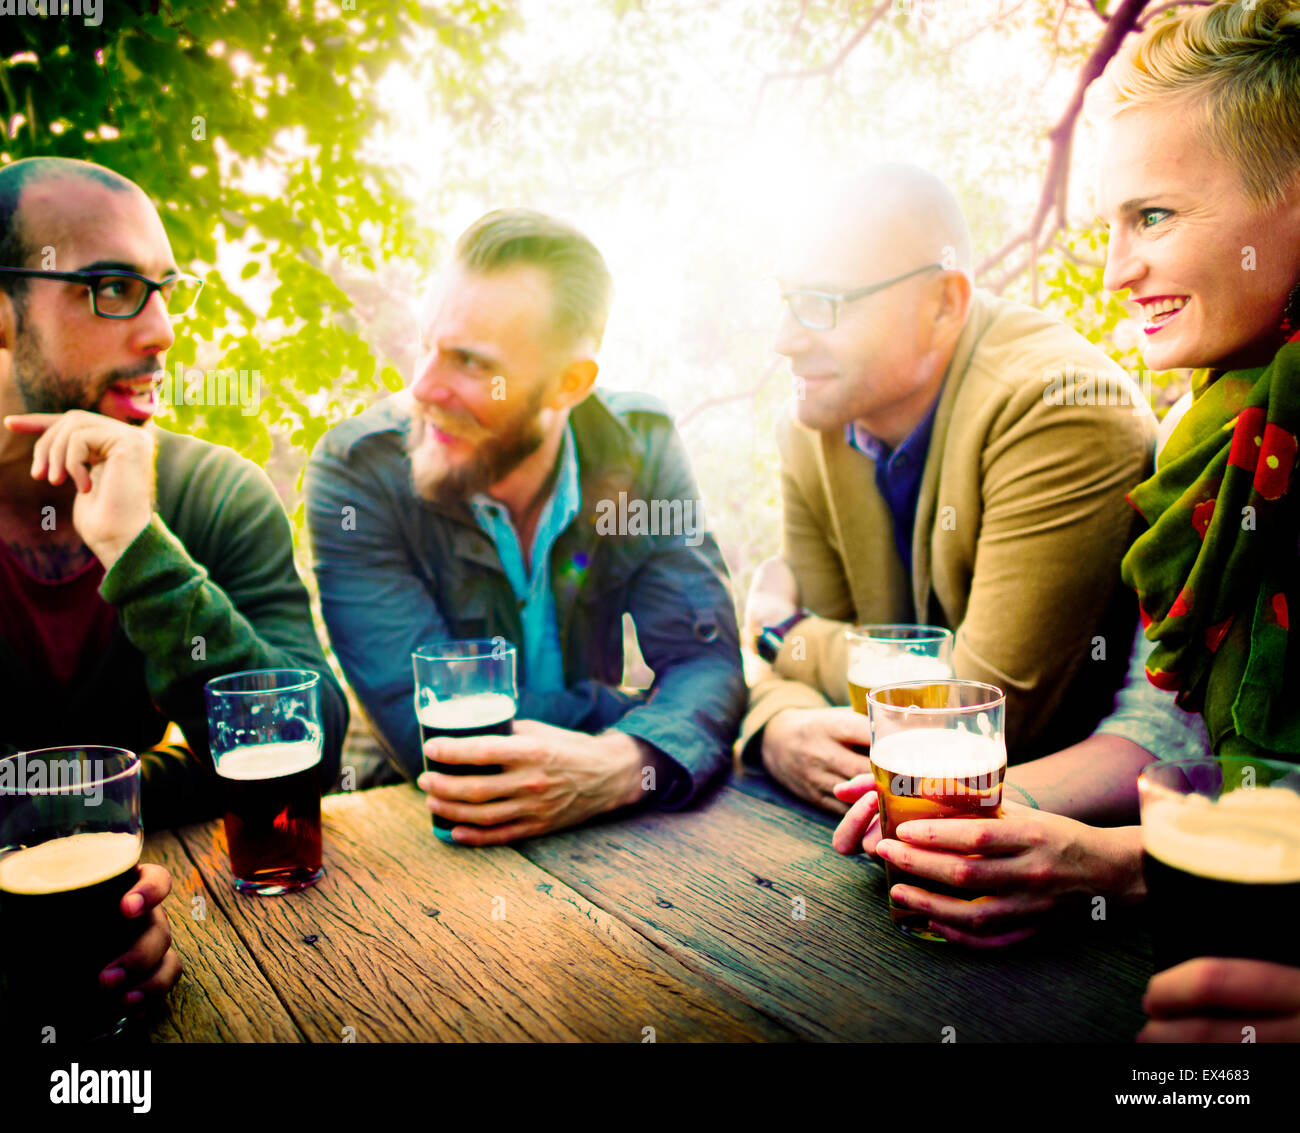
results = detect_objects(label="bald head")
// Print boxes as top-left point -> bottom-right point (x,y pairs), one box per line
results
823,165 -> 972,276
775,164 -> 975,446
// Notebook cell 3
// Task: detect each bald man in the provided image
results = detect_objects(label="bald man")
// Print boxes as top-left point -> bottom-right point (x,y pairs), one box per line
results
740,166 -> 1156,814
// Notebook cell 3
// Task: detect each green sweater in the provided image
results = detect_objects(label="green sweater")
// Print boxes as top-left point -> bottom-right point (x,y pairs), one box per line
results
0,428 -> 348,829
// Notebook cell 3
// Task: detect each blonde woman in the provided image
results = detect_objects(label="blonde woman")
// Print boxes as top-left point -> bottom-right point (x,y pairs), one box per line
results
834,0 -> 1300,1038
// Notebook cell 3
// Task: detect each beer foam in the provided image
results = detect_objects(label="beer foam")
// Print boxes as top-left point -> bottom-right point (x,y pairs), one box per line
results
215,740 -> 321,782
848,648 -> 951,691
1144,789 -> 1300,883
416,692 -> 516,730
869,728 -> 1006,780
0,831 -> 141,895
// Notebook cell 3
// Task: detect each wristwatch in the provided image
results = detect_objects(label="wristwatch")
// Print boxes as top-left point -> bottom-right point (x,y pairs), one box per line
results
756,608 -> 811,664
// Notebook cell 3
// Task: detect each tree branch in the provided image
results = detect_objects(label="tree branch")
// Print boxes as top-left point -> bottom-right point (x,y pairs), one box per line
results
678,358 -> 782,429
976,0 -> 1150,291
757,1 -> 891,85
1136,0 -> 1213,31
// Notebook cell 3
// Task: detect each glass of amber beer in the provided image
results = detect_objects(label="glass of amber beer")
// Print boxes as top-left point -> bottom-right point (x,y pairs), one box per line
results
0,746 -> 144,1041
1139,756 -> 1300,972
846,626 -> 954,716
413,640 -> 517,844
866,680 -> 1006,942
205,669 -> 325,895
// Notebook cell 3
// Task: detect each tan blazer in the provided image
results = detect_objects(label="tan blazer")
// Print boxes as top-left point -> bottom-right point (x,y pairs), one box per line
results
740,288 -> 1157,762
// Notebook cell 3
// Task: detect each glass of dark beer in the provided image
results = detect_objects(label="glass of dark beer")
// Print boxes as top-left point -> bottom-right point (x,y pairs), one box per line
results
413,639 -> 517,844
1139,756 -> 1300,972
0,746 -> 144,1042
866,680 -> 1007,942
205,669 -> 325,895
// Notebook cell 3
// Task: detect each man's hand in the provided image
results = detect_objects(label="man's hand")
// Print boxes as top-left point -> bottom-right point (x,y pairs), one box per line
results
760,707 -> 873,814
742,555 -> 799,644
1139,958 -> 1300,1043
417,719 -> 650,845
100,863 -> 182,1013
864,804 -> 1144,948
4,411 -> 154,571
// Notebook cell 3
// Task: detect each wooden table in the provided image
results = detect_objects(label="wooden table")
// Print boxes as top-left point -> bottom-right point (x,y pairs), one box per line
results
142,768 -> 1153,1043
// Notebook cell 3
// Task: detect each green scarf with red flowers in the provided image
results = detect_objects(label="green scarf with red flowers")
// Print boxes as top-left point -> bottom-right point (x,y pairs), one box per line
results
1120,335 -> 1300,760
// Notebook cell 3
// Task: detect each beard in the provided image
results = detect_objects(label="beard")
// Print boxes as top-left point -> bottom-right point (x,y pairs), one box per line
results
408,386 -> 549,504
12,320 -> 159,417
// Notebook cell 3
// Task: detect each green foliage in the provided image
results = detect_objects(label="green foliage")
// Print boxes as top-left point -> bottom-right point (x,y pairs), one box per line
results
1,0 -> 512,506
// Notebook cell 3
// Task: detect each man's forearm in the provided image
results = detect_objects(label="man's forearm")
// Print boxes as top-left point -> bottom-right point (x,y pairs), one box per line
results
1005,733 -> 1154,825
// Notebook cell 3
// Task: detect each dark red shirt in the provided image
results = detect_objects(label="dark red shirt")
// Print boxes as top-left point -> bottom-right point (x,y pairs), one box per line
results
0,539 -> 119,688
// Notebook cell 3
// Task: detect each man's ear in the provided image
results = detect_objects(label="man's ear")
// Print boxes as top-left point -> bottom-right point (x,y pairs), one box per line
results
0,291 -> 14,353
934,270 -> 972,338
551,356 -> 598,409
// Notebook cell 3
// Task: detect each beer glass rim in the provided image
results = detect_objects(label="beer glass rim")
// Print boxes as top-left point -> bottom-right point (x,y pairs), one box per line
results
866,678 -> 1005,713
846,624 -> 954,643
1139,755 -> 1300,801
205,668 -> 321,697
413,639 -> 517,661
0,746 -> 140,794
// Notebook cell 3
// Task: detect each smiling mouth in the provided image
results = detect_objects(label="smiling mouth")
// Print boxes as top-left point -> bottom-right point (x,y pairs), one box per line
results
1138,296 -> 1189,334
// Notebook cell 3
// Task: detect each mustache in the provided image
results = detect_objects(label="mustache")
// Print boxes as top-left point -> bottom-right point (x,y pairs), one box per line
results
97,363 -> 167,395
410,407 -> 493,444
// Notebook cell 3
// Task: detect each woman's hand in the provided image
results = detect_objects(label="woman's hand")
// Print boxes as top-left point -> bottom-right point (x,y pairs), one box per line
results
1139,958 -> 1300,1043
835,786 -> 1146,947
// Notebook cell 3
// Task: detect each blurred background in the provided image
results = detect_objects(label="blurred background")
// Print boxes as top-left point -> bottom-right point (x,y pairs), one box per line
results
1,0 -> 1196,639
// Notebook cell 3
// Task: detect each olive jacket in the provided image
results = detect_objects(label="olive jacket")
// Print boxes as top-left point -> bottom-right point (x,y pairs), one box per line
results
741,288 -> 1158,762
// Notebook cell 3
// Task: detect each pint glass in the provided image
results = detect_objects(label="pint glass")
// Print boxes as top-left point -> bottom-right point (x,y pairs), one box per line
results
846,626 -> 954,716
413,640 -> 517,843
205,669 -> 325,895
0,746 -> 143,1041
866,680 -> 1006,942
1139,756 -> 1300,972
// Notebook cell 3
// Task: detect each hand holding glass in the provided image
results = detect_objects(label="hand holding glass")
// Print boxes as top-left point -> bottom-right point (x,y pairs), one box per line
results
867,680 -> 1006,942
413,640 -> 518,844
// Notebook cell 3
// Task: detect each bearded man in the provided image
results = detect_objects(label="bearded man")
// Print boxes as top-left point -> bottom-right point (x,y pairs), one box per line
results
305,209 -> 744,843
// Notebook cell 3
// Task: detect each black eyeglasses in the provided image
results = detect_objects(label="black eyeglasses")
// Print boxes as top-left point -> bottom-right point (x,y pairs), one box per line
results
0,267 -> 204,319
781,262 -> 944,330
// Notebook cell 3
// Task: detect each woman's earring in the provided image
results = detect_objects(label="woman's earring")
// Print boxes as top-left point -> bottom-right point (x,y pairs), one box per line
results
1282,283 -> 1300,339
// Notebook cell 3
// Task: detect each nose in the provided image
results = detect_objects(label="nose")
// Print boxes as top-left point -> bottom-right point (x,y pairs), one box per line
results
773,302 -> 812,359
411,351 -> 457,408
130,289 -> 175,357
1101,229 -> 1144,296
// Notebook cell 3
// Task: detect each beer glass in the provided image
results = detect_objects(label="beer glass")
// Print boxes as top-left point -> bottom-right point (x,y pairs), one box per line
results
413,639 -> 517,844
846,626 -> 954,716
0,746 -> 143,1041
866,680 -> 1006,942
205,669 -> 325,895
1139,756 -> 1300,972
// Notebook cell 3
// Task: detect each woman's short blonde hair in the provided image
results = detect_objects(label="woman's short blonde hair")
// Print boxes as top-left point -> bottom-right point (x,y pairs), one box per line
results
1086,0 -> 1300,209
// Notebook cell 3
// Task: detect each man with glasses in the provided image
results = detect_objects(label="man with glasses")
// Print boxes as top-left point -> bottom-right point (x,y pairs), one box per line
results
0,157 -> 347,836
306,209 -> 744,843
740,165 -> 1156,814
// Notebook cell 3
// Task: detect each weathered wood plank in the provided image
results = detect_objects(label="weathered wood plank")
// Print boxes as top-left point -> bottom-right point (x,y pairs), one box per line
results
141,830 -> 304,1042
517,785 -> 1153,1042
729,763 -> 839,828
173,785 -> 796,1042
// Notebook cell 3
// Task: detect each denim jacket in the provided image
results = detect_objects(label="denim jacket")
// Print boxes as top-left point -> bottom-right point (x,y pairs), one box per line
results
304,388 -> 744,807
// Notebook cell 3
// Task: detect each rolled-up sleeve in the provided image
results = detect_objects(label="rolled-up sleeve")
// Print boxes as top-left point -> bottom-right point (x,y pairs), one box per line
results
1094,624 -> 1211,760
